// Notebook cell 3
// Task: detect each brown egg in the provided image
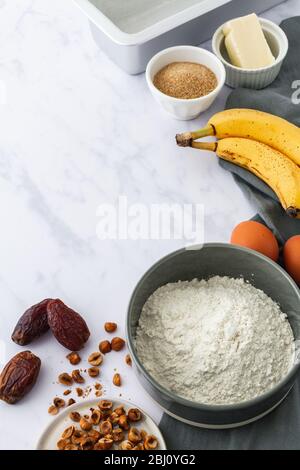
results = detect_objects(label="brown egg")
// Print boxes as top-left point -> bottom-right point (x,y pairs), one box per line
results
283,235 -> 300,285
230,221 -> 279,262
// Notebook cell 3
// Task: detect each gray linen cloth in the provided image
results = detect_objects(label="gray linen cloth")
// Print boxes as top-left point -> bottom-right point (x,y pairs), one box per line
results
160,17 -> 300,450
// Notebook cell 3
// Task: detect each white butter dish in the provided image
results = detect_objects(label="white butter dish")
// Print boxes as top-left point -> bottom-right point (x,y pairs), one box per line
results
212,17 -> 288,89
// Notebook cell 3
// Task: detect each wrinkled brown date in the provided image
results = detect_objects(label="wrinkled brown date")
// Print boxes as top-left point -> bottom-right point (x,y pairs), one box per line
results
47,299 -> 90,351
0,351 -> 41,404
11,299 -> 51,346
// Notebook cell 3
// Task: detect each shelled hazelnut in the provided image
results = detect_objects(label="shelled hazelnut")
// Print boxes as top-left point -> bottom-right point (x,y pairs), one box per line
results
104,322 -> 117,333
79,417 -> 92,431
58,373 -> 73,386
111,337 -> 125,351
66,352 -> 81,365
144,435 -> 158,450
53,397 -> 65,408
128,408 -> 141,422
99,340 -> 111,354
125,354 -> 132,366
88,366 -> 99,378
88,352 -> 103,366
48,405 -> 58,416
72,369 -> 85,384
113,373 -> 121,387
69,411 -> 81,422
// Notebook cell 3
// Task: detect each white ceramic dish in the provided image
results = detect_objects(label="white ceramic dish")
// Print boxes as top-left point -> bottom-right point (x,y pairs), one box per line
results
36,398 -> 167,450
212,17 -> 289,89
146,45 -> 226,120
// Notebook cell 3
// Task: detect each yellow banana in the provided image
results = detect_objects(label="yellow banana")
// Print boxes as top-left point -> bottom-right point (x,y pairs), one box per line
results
176,109 -> 300,166
189,137 -> 300,219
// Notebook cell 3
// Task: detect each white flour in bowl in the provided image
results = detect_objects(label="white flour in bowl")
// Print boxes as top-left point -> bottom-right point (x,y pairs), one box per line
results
135,276 -> 294,405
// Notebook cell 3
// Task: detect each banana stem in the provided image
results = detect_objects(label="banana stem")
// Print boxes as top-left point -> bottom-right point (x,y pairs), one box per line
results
191,141 -> 217,152
176,125 -> 215,147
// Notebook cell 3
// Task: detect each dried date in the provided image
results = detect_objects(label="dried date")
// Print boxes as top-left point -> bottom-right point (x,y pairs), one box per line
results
0,351 -> 41,404
47,299 -> 90,351
11,299 -> 51,346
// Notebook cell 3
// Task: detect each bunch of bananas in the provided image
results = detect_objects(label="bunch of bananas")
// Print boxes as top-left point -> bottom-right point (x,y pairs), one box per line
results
176,109 -> 300,218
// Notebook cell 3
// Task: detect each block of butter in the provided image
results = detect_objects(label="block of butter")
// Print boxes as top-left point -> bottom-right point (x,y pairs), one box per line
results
223,13 -> 275,69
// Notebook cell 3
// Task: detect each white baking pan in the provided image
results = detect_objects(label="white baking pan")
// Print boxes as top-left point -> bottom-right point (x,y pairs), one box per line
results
73,0 -> 286,74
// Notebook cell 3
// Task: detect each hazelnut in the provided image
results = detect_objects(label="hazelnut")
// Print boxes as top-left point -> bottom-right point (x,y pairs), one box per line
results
119,440 -> 134,450
80,437 -> 94,451
144,435 -> 158,450
69,411 -> 81,422
67,398 -> 76,406
104,322 -> 117,333
53,397 -> 65,408
79,417 -> 92,431
90,409 -> 102,425
113,373 -> 121,387
102,408 -> 113,418
114,405 -> 126,416
66,352 -> 81,365
111,337 -> 125,351
88,352 -> 103,366
48,405 -> 58,416
133,443 -> 145,450
97,437 -> 113,450
57,438 -> 69,450
99,340 -> 111,354
71,430 -> 85,445
112,427 -> 124,442
128,427 -> 142,444
61,425 -> 75,439
76,387 -> 83,397
72,369 -> 85,384
64,444 -> 79,451
63,389 -> 72,396
98,399 -> 113,411
125,354 -> 132,366
58,372 -> 73,386
118,414 -> 129,430
88,366 -> 100,378
109,411 -> 120,425
99,419 -> 112,435
93,442 -> 102,450
128,408 -> 142,422
88,429 -> 101,442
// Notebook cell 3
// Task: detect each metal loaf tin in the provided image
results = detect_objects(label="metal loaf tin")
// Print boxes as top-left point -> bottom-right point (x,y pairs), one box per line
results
126,244 -> 300,428
73,0 -> 284,74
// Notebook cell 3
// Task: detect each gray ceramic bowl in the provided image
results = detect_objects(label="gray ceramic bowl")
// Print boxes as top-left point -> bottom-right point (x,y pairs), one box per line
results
126,243 -> 300,428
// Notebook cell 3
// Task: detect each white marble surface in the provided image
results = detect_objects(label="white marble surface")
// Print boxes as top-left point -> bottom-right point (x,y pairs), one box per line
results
0,0 -> 298,450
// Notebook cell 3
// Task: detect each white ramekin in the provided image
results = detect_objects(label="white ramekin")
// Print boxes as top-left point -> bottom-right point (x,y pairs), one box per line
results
212,17 -> 289,89
145,45 -> 226,120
